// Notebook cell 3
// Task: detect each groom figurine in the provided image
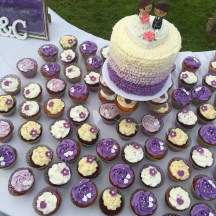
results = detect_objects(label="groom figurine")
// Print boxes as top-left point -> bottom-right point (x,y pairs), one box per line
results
152,1 -> 169,30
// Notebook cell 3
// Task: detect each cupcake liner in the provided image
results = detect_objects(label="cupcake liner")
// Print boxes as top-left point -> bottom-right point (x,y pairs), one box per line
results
40,66 -> 60,79
80,49 -> 97,60
192,98 -> 210,106
46,78 -> 67,98
33,186 -> 61,216
17,58 -> 38,78
68,88 -> 89,104
190,203 -> 216,215
0,145 -> 17,170
0,119 -> 14,143
182,62 -> 198,72
61,52 -> 79,67
171,98 -> 187,110
22,83 -> 43,102
8,167 -> 35,196
98,91 -> 115,104
147,101 -> 168,111
139,163 -> 165,189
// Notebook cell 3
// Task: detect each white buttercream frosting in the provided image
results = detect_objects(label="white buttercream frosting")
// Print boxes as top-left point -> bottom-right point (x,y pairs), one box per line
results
84,72 -> 100,84
60,49 -> 76,62
205,75 -> 216,88
69,105 -> 89,122
102,189 -> 122,210
101,46 -> 110,59
100,90 -> 116,100
151,92 -> 169,103
180,71 -> 197,84
1,77 -> 19,92
50,120 -> 70,139
23,83 -> 41,99
177,110 -> 197,125
65,65 -> 81,79
141,166 -> 161,187
21,101 -> 40,116
211,61 -> 216,69
124,144 -> 143,163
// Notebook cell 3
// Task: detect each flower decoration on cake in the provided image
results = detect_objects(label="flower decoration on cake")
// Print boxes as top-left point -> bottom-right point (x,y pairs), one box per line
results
45,151 -> 53,158
196,147 -> 204,154
149,167 -> 157,176
211,80 -> 216,86
201,105 -> 208,112
109,188 -> 118,196
87,155 -> 95,163
61,167 -> 70,176
63,122 -> 70,128
48,101 -> 54,107
30,129 -> 38,137
144,31 -> 155,41
40,201 -> 47,209
5,98 -> 12,105
182,73 -> 188,79
169,130 -> 176,138
79,112 -> 86,119
90,127 -> 97,133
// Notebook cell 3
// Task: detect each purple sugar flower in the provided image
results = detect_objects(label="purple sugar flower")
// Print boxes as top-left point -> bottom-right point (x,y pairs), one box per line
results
125,99 -> 132,104
4,81 -> 10,86
90,127 -> 97,133
24,105 -> 29,111
160,94 -> 166,99
149,168 -> 157,176
40,201 -> 47,209
90,76 -> 96,81
5,99 -> 12,105
182,73 -> 188,79
48,101 -> 54,107
182,108 -> 188,113
25,89 -> 30,95
45,151 -> 53,158
176,197 -> 184,205
68,68 -> 73,72
30,129 -> 38,137
68,39 -> 73,44
87,155 -> 94,163
109,188 -> 117,196
63,122 -> 70,128
201,105 -> 208,112
211,80 -> 216,86
61,167 -> 70,176
163,103 -> 168,108
196,147 -> 204,154
169,130 -> 177,138
79,112 -> 86,119
133,143 -> 140,149
126,118 -> 132,123
66,55 -> 72,61
177,170 -> 185,177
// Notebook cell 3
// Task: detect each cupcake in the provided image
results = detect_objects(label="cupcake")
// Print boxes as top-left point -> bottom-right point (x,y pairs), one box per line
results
166,128 -> 190,151
64,64 -> 82,83
50,119 -> 72,140
40,62 -> 61,79
130,189 -> 158,216
208,59 -> 216,74
68,104 -> 90,126
96,138 -> 120,162
176,108 -> 197,129
8,167 -> 35,196
167,157 -> 192,182
77,155 -> 102,179
84,71 -> 100,91
0,119 -> 14,143
26,145 -> 53,169
38,44 -> 59,62
148,92 -> 169,110
85,56 -> 103,73
141,114 -> 164,136
68,83 -> 89,103
0,94 -> 16,116
109,163 -> 135,189
182,56 -> 201,72
165,186 -> 191,211
151,102 -> 172,117
190,203 -> 216,216
121,142 -> 144,165
178,71 -> 198,90
192,175 -> 216,201
46,78 -> 66,97
191,85 -> 212,105
22,83 -> 42,101
140,163 -> 165,188
16,58 -> 38,78
44,98 -> 65,119
0,145 -> 17,169
77,123 -> 99,146
71,179 -> 98,208
144,137 -> 168,160
171,88 -> 192,109
100,45 -> 109,62
99,187 -> 124,215
163,214 -> 180,216
56,139 -> 81,163
98,89 -> 116,103
202,74 -> 216,92
116,118 -> 138,140
60,49 -> 78,66
190,146 -> 214,169
99,103 -> 120,124
33,187 -> 61,216
79,41 -> 97,59
197,104 -> 216,124
19,121 -> 42,144
0,74 -> 21,95
19,100 -> 41,120
99,75 -> 114,95
59,35 -> 78,50
198,125 -> 216,147
44,162 -> 71,186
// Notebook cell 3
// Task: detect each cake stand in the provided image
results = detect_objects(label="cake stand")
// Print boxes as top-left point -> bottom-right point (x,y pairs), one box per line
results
102,59 -> 172,101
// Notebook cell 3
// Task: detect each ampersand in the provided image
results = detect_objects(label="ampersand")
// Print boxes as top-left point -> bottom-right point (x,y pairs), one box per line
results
0,17 -> 10,36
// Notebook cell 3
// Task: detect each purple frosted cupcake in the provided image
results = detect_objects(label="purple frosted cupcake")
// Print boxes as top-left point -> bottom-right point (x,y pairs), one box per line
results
182,56 -> 201,72
190,203 -> 216,216
130,189 -> 158,216
71,179 -> 98,208
46,78 -> 66,97
0,145 -> 17,169
144,137 -> 168,160
198,125 -> 216,147
197,104 -> 216,124
16,58 -> 38,78
178,71 -> 198,90
40,62 -> 61,79
79,41 -> 97,59
60,49 -> 78,66
85,55 -> 103,73
191,85 -> 212,105
22,83 -> 42,101
96,138 -> 120,162
192,175 -> 216,201
171,88 -> 192,109
109,163 -> 135,189
0,119 -> 14,143
0,94 -> 16,117
140,163 -> 165,188
38,44 -> 59,62
202,74 -> 216,92
56,139 -> 81,163
68,83 -> 89,103
84,71 -> 100,91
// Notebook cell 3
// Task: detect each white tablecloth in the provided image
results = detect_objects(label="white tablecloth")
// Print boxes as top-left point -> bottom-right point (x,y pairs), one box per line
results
0,8 -> 216,216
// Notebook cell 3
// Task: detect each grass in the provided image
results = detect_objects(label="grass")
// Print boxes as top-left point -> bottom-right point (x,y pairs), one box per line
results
47,0 -> 216,51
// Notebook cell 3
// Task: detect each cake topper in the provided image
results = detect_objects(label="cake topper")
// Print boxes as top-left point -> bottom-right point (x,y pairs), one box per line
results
138,0 -> 153,28
152,0 -> 169,30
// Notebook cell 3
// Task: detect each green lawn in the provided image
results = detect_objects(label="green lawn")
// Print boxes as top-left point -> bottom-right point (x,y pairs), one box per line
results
47,0 -> 216,51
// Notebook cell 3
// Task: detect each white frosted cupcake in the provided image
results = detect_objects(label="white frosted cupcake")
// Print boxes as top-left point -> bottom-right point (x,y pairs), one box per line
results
197,103 -> 216,124
0,75 -> 21,95
178,71 -> 198,90
64,65 -> 82,83
60,49 -> 78,66
98,89 -> 116,103
148,92 -> 169,110
84,71 -> 100,92
23,83 -> 42,101
202,74 -> 216,92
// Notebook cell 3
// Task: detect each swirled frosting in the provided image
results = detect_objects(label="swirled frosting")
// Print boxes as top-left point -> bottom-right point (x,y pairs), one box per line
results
11,168 -> 34,192
23,83 -> 41,99
183,56 -> 201,69
60,35 -> 77,48
118,118 -> 137,136
77,123 -> 98,142
199,125 -> 216,145
99,103 -> 119,119
110,163 -> 134,188
50,120 -> 71,139
190,203 -> 216,216
123,142 -> 143,163
80,41 -> 97,54
47,78 -> 65,92
205,75 -> 216,88
65,65 -> 81,79
41,62 -> 60,75
172,88 -> 192,105
177,110 -> 197,126
21,101 -> 40,117
142,115 -> 161,132
154,102 -> 170,113
116,96 -> 137,108
0,145 -> 16,168
86,56 -> 103,70
84,71 -> 100,84
131,190 -> 157,216
194,176 -> 216,200
211,61 -> 216,69
151,92 -> 169,103
180,71 -> 198,84
99,90 -> 116,100
69,105 -> 89,122
32,146 -> 52,166
1,76 -> 19,92
71,179 -> 97,205
46,98 -> 64,114
78,156 -> 98,176
101,46 -> 110,59
60,49 -> 76,62
0,95 -> 14,112
69,83 -> 88,99
0,120 -> 11,138
191,86 -> 212,101
168,128 -> 188,146
20,121 -> 41,141
17,58 -> 36,72
199,104 -> 216,120
39,44 -> 58,56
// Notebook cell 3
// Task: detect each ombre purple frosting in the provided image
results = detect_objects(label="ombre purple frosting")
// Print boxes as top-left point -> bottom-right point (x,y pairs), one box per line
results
173,88 -> 192,105
195,176 -> 216,201
86,56 -> 103,69
71,179 -> 97,205
199,125 -> 216,145
56,139 -> 79,162
96,138 -> 119,160
145,138 -> 167,157
110,163 -> 134,188
69,83 -> 88,98
131,190 -> 157,216
39,44 -> 58,56
80,41 -> 97,54
108,63 -> 169,96
191,86 -> 212,101
183,56 -> 201,69
190,203 -> 215,216
42,62 -> 61,75
0,145 -> 16,168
